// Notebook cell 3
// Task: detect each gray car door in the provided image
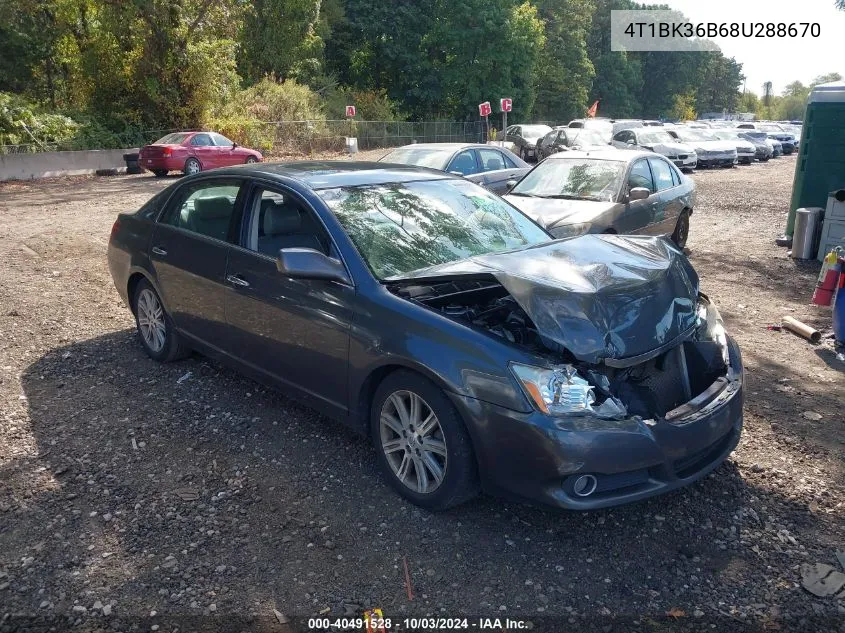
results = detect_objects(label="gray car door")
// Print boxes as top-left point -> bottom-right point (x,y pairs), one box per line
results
617,158 -> 658,234
149,178 -> 245,350
647,156 -> 683,235
223,185 -> 353,419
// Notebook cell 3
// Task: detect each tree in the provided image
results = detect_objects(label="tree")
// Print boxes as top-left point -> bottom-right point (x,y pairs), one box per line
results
810,72 -> 843,87
532,0 -> 595,122
669,92 -> 696,121
426,0 -> 544,120
239,0 -> 324,85
586,0 -> 642,119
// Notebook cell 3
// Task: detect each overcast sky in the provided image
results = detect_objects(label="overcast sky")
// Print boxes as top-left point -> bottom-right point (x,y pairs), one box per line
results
659,0 -> 845,95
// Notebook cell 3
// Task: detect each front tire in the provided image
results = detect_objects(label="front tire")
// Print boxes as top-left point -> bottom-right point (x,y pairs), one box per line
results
245,156 -> 258,164
370,370 -> 479,511
132,279 -> 190,362
672,210 -> 690,249
184,158 -> 201,176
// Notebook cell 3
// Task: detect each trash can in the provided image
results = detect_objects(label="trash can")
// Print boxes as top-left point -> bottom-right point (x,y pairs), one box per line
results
791,207 -> 824,259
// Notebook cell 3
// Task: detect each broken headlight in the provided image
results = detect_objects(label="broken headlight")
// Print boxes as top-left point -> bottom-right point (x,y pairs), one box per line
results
696,298 -> 729,365
511,363 -> 597,415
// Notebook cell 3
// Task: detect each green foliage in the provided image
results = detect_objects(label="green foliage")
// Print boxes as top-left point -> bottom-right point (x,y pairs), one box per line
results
324,88 -> 404,121
239,0 -> 325,84
533,0 -> 595,122
3,0 -> 837,150
669,92 -> 696,121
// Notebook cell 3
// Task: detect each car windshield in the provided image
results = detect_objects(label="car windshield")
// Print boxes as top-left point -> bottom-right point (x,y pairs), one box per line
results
153,133 -> 189,145
510,158 -> 625,202
521,125 -> 553,138
318,179 -> 549,279
379,148 -> 454,170
566,129 -> 606,146
638,130 -> 675,144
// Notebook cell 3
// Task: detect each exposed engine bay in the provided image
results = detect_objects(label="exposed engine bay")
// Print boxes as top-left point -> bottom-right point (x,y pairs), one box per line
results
392,277 -> 730,421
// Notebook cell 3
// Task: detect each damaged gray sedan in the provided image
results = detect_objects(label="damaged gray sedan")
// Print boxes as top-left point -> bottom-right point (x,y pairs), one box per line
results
108,162 -> 742,512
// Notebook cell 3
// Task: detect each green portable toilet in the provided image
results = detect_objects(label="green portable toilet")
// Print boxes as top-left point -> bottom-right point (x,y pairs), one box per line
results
786,81 -> 845,237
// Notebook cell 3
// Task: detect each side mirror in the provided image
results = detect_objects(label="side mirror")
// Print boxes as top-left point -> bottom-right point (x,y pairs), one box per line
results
232,142 -> 238,149
505,179 -> 518,191
276,248 -> 351,285
628,187 -> 650,201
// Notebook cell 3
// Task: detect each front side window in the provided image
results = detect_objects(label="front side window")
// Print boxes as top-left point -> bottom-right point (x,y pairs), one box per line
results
162,180 -> 242,242
509,158 -> 625,202
648,158 -> 675,191
628,160 -> 654,192
211,133 -> 234,146
317,179 -> 549,279
246,188 -> 330,257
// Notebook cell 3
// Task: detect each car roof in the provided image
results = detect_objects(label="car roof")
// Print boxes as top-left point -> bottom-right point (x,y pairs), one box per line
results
200,161 -> 455,189
386,143 -> 502,151
545,149 -> 654,162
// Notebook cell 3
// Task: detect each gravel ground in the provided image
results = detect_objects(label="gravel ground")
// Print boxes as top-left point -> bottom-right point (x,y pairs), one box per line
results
1,155 -> 844,632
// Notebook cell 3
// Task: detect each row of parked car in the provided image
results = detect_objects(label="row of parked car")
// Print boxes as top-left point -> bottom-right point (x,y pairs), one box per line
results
501,118 -> 799,169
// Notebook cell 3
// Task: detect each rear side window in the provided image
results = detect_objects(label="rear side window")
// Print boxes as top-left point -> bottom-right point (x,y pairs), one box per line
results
190,134 -> 213,146
160,179 -> 243,242
648,157 -> 675,191
447,150 -> 479,176
628,159 -> 654,192
135,189 -> 172,221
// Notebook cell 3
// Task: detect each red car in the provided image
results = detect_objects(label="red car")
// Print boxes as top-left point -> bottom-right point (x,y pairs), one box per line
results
138,131 -> 262,177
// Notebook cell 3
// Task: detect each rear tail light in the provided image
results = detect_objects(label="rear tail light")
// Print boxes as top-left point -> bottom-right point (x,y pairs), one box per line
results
110,218 -> 121,240
162,147 -> 172,157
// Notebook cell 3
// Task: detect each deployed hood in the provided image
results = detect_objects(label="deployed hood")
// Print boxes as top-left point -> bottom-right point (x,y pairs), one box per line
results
503,195 -> 617,229
389,235 -> 700,364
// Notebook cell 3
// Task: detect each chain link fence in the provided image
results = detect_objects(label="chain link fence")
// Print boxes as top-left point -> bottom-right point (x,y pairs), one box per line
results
1,121 -> 488,157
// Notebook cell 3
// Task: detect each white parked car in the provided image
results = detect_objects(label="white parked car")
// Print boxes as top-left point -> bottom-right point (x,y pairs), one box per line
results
664,128 -> 738,168
611,128 -> 698,172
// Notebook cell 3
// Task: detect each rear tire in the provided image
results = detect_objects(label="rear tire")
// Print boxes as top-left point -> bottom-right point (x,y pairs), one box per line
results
184,158 -> 201,176
245,156 -> 258,164
672,210 -> 690,249
152,169 -> 168,177
132,279 -> 190,363
370,370 -> 479,511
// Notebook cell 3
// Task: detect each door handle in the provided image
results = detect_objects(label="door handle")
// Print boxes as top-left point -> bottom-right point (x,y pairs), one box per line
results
226,274 -> 250,288
151,246 -> 167,256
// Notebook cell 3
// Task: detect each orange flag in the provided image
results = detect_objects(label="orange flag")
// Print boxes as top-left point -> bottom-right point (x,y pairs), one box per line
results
586,100 -> 599,117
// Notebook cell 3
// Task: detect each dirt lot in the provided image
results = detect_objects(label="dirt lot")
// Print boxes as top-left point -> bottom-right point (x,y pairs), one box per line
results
1,155 -> 844,632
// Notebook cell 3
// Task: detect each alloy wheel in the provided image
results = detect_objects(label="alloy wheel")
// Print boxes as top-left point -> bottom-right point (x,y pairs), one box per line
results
185,159 -> 201,175
379,390 -> 448,494
137,288 -> 166,353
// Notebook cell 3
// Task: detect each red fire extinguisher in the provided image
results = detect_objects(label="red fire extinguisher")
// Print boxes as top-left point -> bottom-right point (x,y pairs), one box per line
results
813,248 -> 843,306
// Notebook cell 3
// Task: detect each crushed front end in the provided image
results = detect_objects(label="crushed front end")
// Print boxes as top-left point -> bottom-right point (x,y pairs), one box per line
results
388,235 -> 743,510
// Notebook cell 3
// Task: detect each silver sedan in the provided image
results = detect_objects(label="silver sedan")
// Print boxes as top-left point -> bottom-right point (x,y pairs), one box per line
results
504,150 -> 696,248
